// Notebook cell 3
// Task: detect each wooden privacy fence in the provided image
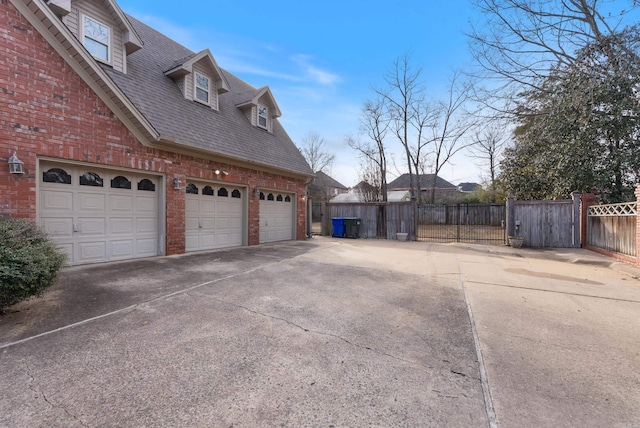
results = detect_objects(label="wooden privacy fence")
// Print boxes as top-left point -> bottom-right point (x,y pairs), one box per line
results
587,202 -> 637,257
325,202 -> 415,239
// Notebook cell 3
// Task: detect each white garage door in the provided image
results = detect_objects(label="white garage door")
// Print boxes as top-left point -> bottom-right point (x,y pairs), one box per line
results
185,182 -> 244,252
259,191 -> 294,243
39,162 -> 159,266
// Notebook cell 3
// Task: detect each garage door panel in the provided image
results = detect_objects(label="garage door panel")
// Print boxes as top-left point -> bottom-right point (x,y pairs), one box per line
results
200,199 -> 215,212
79,217 -> 106,236
42,190 -> 73,211
136,196 -> 156,213
41,217 -> 73,237
78,241 -> 107,262
137,217 -> 157,234
78,193 -> 106,211
110,195 -> 134,213
200,234 -> 215,248
200,218 -> 215,230
185,217 -> 199,231
110,240 -> 134,258
110,217 -> 133,234
185,199 -> 199,212
136,239 -> 158,256
185,235 -> 199,252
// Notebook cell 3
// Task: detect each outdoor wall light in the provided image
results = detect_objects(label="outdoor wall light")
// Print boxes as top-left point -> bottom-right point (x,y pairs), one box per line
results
214,169 -> 229,177
8,151 -> 24,174
253,186 -> 260,196
173,177 -> 182,190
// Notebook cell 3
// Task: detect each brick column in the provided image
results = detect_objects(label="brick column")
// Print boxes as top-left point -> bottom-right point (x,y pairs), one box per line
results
580,193 -> 596,248
636,186 -> 640,267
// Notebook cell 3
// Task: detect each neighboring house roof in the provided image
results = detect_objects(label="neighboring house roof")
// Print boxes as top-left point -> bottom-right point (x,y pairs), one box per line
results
387,174 -> 457,190
458,182 -> 482,192
14,0 -> 312,178
101,16 -> 311,177
313,171 -> 348,190
329,190 -> 410,203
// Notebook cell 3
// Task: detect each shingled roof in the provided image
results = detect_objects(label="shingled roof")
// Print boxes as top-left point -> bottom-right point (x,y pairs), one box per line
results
387,174 -> 457,190
101,16 -> 312,178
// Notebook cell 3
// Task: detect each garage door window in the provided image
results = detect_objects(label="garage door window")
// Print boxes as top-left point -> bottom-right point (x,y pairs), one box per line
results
218,188 -> 228,197
138,179 -> 155,191
232,189 -> 241,198
186,183 -> 198,194
111,176 -> 131,189
267,193 -> 274,201
80,172 -> 103,187
43,168 -> 71,184
259,192 -> 265,200
203,185 -> 214,196
285,195 -> 291,202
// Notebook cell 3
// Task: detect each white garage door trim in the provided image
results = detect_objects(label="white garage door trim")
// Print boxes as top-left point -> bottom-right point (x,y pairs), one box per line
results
259,191 -> 295,243
38,161 -> 162,266
185,181 -> 245,252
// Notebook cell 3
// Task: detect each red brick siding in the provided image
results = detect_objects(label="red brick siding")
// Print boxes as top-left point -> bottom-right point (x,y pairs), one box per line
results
0,1 -> 307,255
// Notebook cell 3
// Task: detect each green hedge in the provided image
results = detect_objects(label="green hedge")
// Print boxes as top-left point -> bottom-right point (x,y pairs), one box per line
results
0,216 -> 67,311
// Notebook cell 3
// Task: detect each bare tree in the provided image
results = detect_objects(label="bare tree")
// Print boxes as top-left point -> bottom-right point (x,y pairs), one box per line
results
468,123 -> 508,188
347,97 -> 390,202
298,131 -> 335,173
468,0 -> 638,92
425,74 -> 476,203
375,52 -> 425,200
356,157 -> 383,203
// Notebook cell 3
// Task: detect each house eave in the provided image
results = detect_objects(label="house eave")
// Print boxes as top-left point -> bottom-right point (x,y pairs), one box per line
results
12,0 -> 159,146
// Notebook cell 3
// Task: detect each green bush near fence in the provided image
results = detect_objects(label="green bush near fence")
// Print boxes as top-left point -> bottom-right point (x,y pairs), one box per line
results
0,216 -> 67,311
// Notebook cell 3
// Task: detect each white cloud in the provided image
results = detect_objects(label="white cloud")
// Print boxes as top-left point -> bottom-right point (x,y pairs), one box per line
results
291,54 -> 341,86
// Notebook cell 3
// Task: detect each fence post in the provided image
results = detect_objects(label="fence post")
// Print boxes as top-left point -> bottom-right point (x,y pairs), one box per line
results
636,186 -> 640,267
506,195 -> 515,238
321,201 -> 329,236
571,192 -> 581,248
580,193 -> 596,248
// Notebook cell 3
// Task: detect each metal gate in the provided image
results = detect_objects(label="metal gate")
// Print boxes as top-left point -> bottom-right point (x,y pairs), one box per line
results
417,203 -> 506,245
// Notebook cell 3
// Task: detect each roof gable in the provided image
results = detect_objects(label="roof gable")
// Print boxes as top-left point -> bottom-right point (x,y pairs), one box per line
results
235,86 -> 282,118
313,171 -> 347,190
388,174 -> 457,190
164,49 -> 230,94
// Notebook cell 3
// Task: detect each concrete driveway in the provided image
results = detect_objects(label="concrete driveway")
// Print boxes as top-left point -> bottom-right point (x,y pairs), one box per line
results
1,237 -> 639,427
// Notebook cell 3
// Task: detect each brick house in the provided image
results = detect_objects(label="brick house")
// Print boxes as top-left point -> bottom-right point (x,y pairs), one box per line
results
1,0 -> 313,265
387,174 -> 459,203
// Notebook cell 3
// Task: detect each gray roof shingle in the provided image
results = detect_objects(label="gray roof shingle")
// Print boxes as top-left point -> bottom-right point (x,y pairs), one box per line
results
102,15 -> 312,177
387,174 -> 457,190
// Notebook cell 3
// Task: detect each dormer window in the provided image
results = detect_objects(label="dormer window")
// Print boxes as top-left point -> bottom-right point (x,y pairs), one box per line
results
195,72 -> 210,105
258,105 -> 268,129
82,15 -> 111,63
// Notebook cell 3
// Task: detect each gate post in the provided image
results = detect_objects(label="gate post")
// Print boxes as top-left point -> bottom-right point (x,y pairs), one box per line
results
571,192 -> 581,248
506,195 -> 515,239
635,186 -> 640,267
580,193 -> 596,248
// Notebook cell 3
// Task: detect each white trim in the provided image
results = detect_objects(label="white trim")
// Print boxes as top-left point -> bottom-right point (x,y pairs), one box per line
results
80,13 -> 112,65
194,72 -> 211,106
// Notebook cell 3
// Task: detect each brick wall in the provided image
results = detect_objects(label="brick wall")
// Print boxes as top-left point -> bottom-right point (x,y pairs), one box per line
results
0,1 -> 307,255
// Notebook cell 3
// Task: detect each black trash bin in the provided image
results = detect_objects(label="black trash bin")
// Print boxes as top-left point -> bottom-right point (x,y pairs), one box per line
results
343,217 -> 361,239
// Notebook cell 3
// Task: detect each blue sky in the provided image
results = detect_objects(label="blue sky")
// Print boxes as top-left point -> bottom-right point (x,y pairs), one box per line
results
118,0 -> 481,187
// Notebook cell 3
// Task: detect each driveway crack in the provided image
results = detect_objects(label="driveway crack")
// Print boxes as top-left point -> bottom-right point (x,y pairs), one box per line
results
204,294 -> 421,367
24,362 -> 86,426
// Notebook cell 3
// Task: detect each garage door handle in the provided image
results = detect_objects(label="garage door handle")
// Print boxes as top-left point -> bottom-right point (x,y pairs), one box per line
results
198,222 -> 202,229
73,223 -> 80,232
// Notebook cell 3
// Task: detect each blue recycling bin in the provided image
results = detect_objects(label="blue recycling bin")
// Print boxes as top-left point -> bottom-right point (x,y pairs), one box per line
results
331,217 -> 345,238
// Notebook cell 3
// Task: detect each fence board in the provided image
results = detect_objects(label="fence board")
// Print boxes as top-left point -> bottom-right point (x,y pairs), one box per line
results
513,200 -> 576,247
587,213 -> 636,257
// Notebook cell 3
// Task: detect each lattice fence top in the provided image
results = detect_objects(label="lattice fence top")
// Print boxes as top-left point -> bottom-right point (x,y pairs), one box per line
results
588,202 -> 637,217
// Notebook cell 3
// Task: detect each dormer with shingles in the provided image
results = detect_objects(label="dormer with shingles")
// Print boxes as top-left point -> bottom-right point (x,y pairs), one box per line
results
235,86 -> 281,133
51,0 -> 142,73
164,50 -> 231,110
